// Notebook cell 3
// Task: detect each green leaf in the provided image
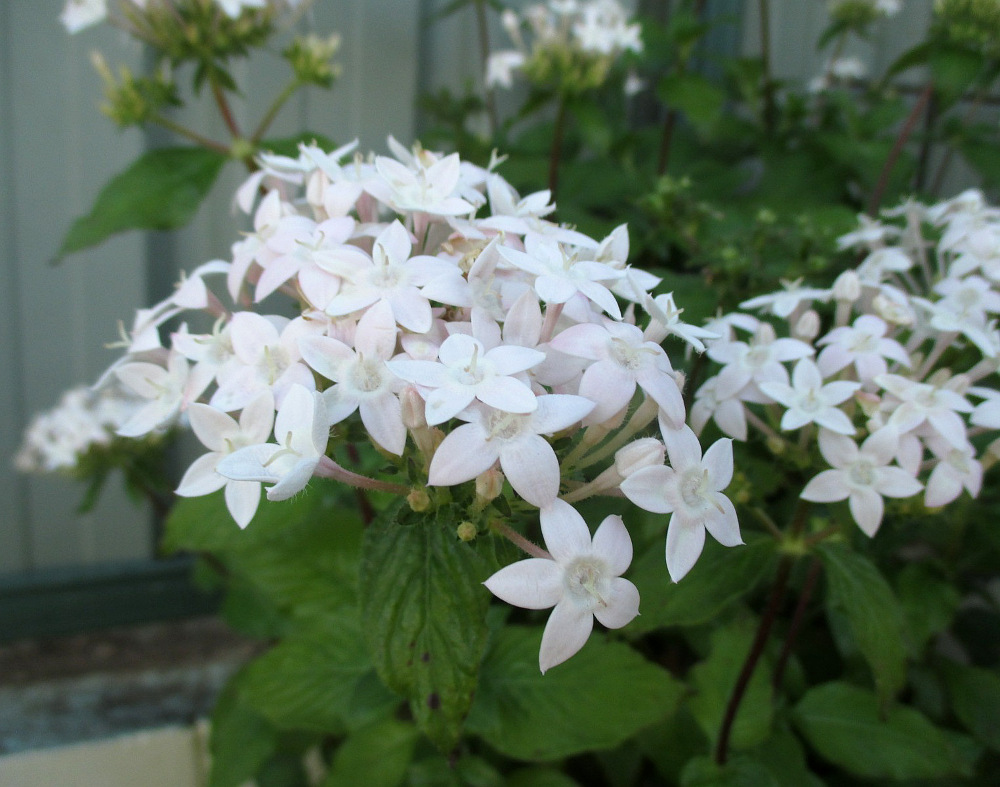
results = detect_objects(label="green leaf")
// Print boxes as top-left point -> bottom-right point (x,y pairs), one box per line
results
749,728 -> 824,787
323,718 -> 418,787
895,563 -> 960,655
819,544 -> 907,705
506,768 -> 580,787
943,662 -> 1000,752
628,534 -> 775,634
680,755 -> 779,787
636,707 -> 709,782
929,44 -> 985,107
793,682 -> 980,780
55,147 -> 227,260
687,617 -> 773,751
657,73 -> 726,134
208,670 -> 278,787
359,505 -> 490,751
239,614 -> 374,734
466,626 -> 684,761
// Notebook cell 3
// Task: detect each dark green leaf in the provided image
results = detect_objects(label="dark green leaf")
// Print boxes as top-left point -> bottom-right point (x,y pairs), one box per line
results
359,505 -> 490,751
819,544 -> 907,705
208,670 -> 278,787
628,534 -> 775,634
55,147 -> 227,260
895,563 -> 960,655
322,718 -> 418,787
466,626 -> 683,761
506,768 -> 580,787
657,73 -> 726,134
793,682 -> 980,780
240,614 -> 373,734
680,755 -> 779,787
687,617 -> 773,751
943,662 -> 1000,752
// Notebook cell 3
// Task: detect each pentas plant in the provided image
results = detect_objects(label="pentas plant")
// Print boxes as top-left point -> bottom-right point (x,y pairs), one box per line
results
691,189 -> 1000,541
88,136 -> 744,673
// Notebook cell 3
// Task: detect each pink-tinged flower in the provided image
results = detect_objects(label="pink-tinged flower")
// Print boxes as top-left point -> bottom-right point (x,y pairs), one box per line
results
499,236 -> 624,319
176,391 -> 275,528
115,350 -> 212,437
816,315 -> 910,383
691,376 -> 748,440
759,358 -> 860,435
211,312 -> 317,412
317,220 -> 454,333
298,300 -> 407,455
800,427 -> 922,536
427,395 -> 594,507
216,384 -> 330,502
366,151 -> 475,217
550,319 -> 685,427
620,424 -> 742,582
483,499 -> 639,673
389,333 -> 544,426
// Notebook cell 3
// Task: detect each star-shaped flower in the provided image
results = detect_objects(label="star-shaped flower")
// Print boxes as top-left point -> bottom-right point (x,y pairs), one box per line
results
483,499 -> 640,673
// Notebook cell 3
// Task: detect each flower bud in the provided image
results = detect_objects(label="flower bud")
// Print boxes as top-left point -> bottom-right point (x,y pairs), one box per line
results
400,386 -> 427,429
793,310 -> 821,342
873,293 -> 913,326
614,438 -> 665,478
407,489 -> 431,512
456,521 -> 478,542
833,270 -> 861,303
476,468 -> 504,504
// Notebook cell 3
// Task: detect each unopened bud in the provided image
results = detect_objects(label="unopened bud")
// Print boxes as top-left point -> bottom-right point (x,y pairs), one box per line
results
833,270 -> 861,302
400,386 -> 427,429
873,293 -> 913,326
475,467 -> 504,503
614,438 -> 665,478
793,310 -> 821,342
456,521 -> 478,542
407,489 -> 431,512
766,436 -> 785,456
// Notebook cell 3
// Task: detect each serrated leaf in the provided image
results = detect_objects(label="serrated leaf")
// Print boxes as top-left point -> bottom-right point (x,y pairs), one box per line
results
323,718 -> 418,787
628,535 -> 775,634
466,626 -> 683,761
240,614 -> 373,734
208,669 -> 278,787
943,662 -> 1000,752
359,505 -> 490,751
687,617 -> 773,751
819,544 -> 906,705
55,147 -> 227,260
793,682 -> 980,780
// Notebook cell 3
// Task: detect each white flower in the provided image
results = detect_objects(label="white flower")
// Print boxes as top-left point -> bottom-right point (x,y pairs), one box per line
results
483,499 -> 639,673
427,395 -> 593,507
759,358 -> 860,435
800,427 -> 922,536
60,0 -> 106,33
620,423 -> 742,582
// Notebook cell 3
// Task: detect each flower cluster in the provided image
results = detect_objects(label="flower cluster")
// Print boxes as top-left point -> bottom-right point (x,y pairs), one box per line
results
60,0 -> 306,35
14,383 -> 143,474
486,0 -> 643,93
80,137 -> 748,670
693,190 -> 1000,536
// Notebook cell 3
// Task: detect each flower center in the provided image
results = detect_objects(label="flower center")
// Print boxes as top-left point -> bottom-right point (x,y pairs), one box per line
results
849,459 -> 876,487
351,356 -> 386,393
609,337 -> 643,371
680,468 -> 710,510
849,332 -> 878,354
563,556 -> 610,611
486,410 -> 527,441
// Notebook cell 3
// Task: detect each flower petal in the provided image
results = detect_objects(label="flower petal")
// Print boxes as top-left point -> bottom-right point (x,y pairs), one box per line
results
539,600 -> 594,674
483,558 -> 563,610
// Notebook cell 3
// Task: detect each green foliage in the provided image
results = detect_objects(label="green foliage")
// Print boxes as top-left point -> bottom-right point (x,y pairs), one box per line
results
466,626 -> 684,761
793,682 -> 981,780
819,543 -> 908,706
55,147 -> 226,261
359,504 -> 491,751
322,718 -> 418,787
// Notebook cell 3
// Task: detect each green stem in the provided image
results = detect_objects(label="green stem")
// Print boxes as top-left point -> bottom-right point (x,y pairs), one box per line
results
210,75 -> 242,140
149,113 -> 230,154
548,93 -> 569,201
252,79 -> 302,144
492,521 -> 552,560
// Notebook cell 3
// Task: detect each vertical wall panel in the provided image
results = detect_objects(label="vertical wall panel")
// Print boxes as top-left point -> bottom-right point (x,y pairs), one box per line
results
4,3 -> 152,572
